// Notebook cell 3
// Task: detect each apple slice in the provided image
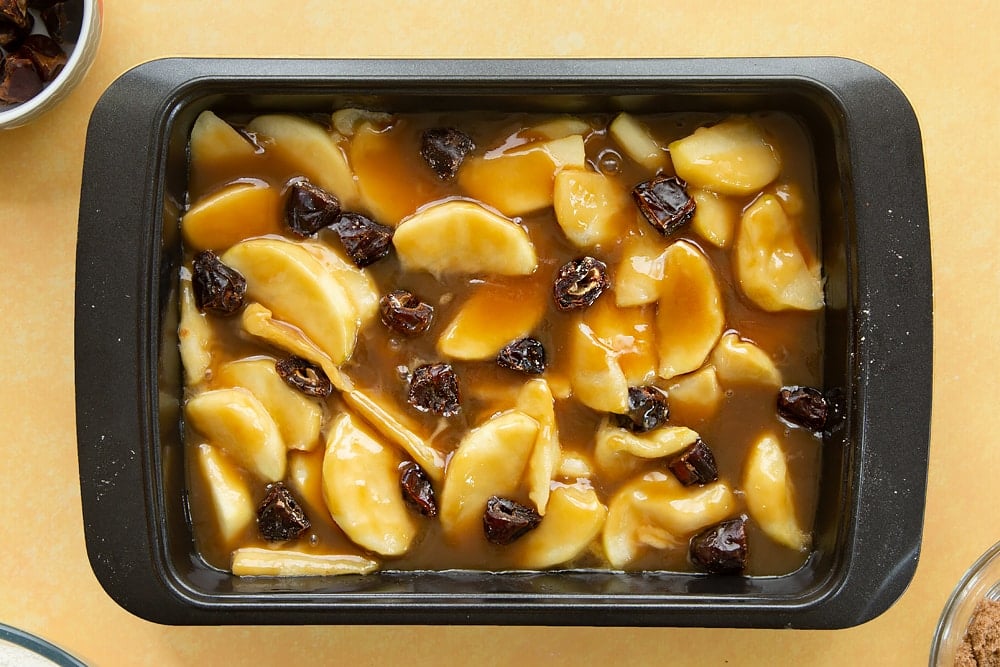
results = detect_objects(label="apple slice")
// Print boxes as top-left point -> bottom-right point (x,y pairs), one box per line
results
567,319 -> 630,414
512,484 -> 607,568
298,240 -> 380,326
614,229 -> 670,308
189,110 -> 257,175
232,548 -> 378,576
185,388 -> 286,481
437,282 -> 546,361
181,182 -> 281,252
666,366 -> 723,422
608,112 -> 668,172
222,238 -> 360,364
553,169 -> 633,249
594,418 -> 700,481
516,379 -> 561,515
178,275 -> 212,386
668,117 -> 781,195
193,443 -> 254,547
690,188 -> 738,248
742,433 -> 810,551
710,332 -> 782,387
393,200 -> 538,277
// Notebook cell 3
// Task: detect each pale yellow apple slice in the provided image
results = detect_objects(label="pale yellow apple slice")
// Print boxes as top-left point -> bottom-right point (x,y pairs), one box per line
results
181,182 -> 281,252
439,411 -> 539,539
742,433 -> 810,552
178,275 -> 212,386
513,484 -> 607,568
216,358 -> 323,452
516,379 -> 561,515
666,365 -> 723,422
331,108 -> 392,136
193,443 -> 255,547
246,114 -> 360,208
594,418 -> 700,480
608,112 -> 668,172
457,135 -> 586,216
583,297 -> 658,386
656,241 -> 725,379
185,387 -> 286,481
321,413 -> 418,556
710,332 -> 782,387
567,319 -> 629,414
668,117 -> 781,195
690,188 -> 738,248
286,450 -> 328,520
393,200 -> 538,277
553,169 -> 633,249
437,282 -> 546,360
614,229 -> 670,308
232,548 -> 379,576
527,116 -> 593,141
189,110 -> 257,174
735,194 -> 824,312
222,238 -> 359,364
298,240 -> 380,326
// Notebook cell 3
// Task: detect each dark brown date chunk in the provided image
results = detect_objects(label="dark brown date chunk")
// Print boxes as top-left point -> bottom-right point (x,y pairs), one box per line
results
275,356 -> 333,398
284,180 -> 341,237
380,289 -> 434,336
40,0 -> 81,43
632,175 -> 696,236
613,386 -> 669,433
496,337 -> 547,375
0,51 -> 41,104
777,386 -> 828,432
483,496 -> 541,545
689,517 -> 748,575
0,0 -> 32,49
19,34 -> 65,81
420,127 -> 475,180
330,212 -> 393,267
257,482 -> 311,542
191,250 -> 246,315
400,461 -> 437,517
407,363 -> 461,417
668,439 -> 719,486
553,256 -> 609,311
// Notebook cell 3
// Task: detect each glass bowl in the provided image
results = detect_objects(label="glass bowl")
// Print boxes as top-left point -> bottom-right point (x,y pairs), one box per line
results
930,540 -> 1000,666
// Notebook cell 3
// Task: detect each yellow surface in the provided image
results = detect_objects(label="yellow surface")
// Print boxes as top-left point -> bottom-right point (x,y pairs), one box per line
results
0,0 -> 997,664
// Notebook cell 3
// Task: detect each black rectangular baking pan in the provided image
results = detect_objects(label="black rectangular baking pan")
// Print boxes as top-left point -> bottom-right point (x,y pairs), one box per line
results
74,57 -> 931,627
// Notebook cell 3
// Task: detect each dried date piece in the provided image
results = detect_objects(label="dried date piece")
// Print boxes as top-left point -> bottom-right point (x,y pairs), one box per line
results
40,0 -> 82,43
275,356 -> 333,398
407,363 -> 461,417
0,52 -> 41,105
483,496 -> 542,545
284,180 -> 341,237
777,386 -> 828,432
668,439 -> 719,486
191,250 -> 246,315
420,127 -> 475,180
257,482 -> 311,542
0,0 -> 32,50
380,290 -> 434,336
612,386 -> 670,433
330,212 -> 393,267
689,516 -> 748,575
632,175 -> 696,236
496,337 -> 547,375
19,34 -> 67,82
400,461 -> 437,517
553,256 -> 609,311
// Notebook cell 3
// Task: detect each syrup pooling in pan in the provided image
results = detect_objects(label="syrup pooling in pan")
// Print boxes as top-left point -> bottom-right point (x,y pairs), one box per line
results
179,108 -> 827,576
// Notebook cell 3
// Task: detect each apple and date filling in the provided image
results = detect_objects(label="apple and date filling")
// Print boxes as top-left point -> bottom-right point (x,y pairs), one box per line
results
179,107 -> 829,577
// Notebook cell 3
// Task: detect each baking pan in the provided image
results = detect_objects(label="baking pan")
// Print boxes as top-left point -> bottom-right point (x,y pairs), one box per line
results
74,57 -> 931,627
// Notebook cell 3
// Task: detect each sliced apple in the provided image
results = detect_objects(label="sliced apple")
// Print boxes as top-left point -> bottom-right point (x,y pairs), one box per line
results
711,332 -> 782,387
331,108 -> 392,136
193,443 -> 254,547
690,188 -> 738,248
439,411 -> 539,539
222,238 -> 359,364
656,241 -> 725,379
287,450 -> 328,520
298,240 -> 380,325
322,412 -> 418,556
457,135 -> 586,216
553,169 -> 633,249
246,114 -> 360,208
614,229 -> 670,308
516,379 -> 561,515
666,365 -> 723,422
512,484 -> 607,568
189,110 -> 257,174
668,117 -> 781,195
178,275 -> 212,386
232,548 -> 379,576
527,116 -> 593,141
742,433 -> 810,551
185,388 -> 286,481
557,451 -> 595,480
437,281 -> 546,360
181,182 -> 281,252
393,200 -> 538,277
567,319 -> 629,414
735,194 -> 824,312
584,297 -> 658,386
216,358 -> 323,451
594,418 -> 699,480
608,112 -> 668,172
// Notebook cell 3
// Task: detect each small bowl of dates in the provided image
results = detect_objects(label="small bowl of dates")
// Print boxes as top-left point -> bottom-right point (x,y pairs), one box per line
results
0,0 -> 101,129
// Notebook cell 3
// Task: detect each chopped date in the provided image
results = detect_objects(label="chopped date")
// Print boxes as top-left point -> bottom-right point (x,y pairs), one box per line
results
19,34 -> 66,82
777,386 -> 828,432
330,212 -> 393,267
483,496 -> 542,545
284,180 -> 341,237
668,439 -> 719,486
0,51 -> 41,104
407,363 -> 461,417
380,290 -> 434,336
496,337 -> 548,375
0,0 -> 32,50
40,0 -> 82,43
689,516 -> 748,575
400,461 -> 438,517
613,386 -> 670,433
632,175 -> 696,236
553,256 -> 609,311
420,127 -> 475,180
275,356 -> 333,398
191,250 -> 246,315
257,482 -> 311,542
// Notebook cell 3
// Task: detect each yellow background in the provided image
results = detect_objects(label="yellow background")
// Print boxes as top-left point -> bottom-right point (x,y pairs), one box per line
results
1,1 -> 997,664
